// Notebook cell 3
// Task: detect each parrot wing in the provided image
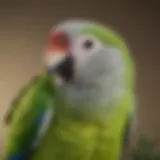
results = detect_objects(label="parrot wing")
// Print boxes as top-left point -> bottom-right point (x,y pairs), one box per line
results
4,76 -> 41,125
3,74 -> 55,160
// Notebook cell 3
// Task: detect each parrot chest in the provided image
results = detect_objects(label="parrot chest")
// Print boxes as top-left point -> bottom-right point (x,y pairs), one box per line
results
32,89 -> 131,160
33,115 -> 124,160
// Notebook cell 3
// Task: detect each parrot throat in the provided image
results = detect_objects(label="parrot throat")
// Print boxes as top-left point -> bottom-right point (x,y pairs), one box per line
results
56,71 -> 126,118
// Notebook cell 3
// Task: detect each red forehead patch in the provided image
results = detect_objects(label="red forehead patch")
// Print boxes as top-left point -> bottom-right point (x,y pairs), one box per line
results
49,32 -> 69,50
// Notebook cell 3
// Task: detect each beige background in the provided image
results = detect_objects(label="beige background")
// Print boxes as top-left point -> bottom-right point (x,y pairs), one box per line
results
0,0 -> 160,154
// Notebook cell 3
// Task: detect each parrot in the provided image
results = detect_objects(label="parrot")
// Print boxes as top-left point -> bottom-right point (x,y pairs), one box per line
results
3,19 -> 136,160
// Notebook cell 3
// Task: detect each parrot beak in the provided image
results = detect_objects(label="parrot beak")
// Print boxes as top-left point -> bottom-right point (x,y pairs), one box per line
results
46,52 -> 74,82
45,32 -> 74,81
54,55 -> 74,82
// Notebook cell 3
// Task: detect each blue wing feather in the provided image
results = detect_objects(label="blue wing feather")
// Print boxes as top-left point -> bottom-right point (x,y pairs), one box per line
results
6,113 -> 46,160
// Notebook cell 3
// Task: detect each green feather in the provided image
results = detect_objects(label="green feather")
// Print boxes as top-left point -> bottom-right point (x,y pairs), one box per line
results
4,76 -> 41,125
3,73 -> 55,158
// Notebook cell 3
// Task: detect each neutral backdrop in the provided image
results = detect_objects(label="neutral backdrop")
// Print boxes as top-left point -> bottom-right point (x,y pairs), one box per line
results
0,0 -> 160,154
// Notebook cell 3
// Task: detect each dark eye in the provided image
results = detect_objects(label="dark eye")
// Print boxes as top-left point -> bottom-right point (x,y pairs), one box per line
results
75,36 -> 102,54
83,40 -> 94,49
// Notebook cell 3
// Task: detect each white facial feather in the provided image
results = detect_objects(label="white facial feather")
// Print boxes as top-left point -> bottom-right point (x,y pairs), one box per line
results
72,35 -> 103,66
57,47 -> 125,116
44,52 -> 66,68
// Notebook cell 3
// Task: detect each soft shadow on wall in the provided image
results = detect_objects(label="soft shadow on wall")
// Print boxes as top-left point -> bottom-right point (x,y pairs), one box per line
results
0,0 -> 160,154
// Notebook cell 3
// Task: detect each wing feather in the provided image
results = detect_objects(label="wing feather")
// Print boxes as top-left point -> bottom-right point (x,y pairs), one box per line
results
3,74 -> 55,160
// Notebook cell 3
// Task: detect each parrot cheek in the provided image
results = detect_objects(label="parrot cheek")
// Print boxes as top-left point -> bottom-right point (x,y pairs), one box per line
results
74,60 -> 93,83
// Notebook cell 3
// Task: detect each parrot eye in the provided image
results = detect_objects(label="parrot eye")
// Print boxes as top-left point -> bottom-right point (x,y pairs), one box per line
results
73,35 -> 102,56
83,40 -> 94,50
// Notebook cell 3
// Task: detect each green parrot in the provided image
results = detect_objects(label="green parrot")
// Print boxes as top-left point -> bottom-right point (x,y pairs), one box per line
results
3,20 -> 136,160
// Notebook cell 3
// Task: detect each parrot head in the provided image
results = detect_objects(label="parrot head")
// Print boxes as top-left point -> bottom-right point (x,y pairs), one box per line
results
44,20 -> 134,109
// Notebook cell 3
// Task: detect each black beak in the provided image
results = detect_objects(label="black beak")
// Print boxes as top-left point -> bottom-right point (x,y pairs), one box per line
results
52,55 -> 74,82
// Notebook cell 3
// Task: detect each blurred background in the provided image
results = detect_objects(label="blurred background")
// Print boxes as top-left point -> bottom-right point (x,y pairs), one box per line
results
0,0 -> 160,156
